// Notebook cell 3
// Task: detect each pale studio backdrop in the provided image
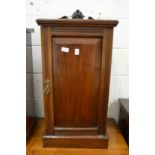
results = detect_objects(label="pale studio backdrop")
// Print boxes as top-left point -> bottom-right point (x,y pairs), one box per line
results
26,0 -> 129,122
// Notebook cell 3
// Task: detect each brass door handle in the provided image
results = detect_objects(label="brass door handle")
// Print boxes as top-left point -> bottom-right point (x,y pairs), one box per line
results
44,79 -> 51,95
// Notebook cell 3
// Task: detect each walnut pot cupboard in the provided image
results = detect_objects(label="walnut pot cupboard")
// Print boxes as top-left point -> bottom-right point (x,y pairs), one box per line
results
37,19 -> 118,148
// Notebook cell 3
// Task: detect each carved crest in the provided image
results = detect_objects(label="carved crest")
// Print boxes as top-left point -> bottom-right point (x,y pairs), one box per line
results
60,9 -> 93,19
71,9 -> 85,19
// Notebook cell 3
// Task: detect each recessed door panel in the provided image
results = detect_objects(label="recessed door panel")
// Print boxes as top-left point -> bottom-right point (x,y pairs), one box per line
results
53,37 -> 102,128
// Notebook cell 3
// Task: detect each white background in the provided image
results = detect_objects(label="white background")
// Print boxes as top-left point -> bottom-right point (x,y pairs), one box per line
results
0,0 -> 155,155
26,0 -> 129,122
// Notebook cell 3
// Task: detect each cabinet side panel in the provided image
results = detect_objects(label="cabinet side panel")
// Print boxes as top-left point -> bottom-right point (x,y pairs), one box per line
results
98,28 -> 114,134
102,28 -> 114,133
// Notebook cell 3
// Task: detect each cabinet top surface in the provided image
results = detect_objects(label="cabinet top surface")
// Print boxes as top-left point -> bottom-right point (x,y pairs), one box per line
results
36,19 -> 118,27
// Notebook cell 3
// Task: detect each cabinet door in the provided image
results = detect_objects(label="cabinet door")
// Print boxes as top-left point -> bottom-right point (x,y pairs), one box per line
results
52,37 -> 102,129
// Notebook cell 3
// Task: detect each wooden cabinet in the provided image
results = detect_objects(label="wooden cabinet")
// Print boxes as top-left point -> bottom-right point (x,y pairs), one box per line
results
37,19 -> 118,148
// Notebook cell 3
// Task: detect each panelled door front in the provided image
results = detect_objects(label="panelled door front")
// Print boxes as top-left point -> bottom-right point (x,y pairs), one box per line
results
51,37 -> 102,133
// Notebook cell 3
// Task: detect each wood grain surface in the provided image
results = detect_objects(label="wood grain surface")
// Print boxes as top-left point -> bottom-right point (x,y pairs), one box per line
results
38,19 -> 118,148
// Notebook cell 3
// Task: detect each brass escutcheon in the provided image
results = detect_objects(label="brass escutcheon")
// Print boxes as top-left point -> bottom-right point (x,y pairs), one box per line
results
44,79 -> 50,95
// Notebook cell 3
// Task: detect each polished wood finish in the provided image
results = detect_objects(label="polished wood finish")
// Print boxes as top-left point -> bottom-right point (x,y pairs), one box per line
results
119,99 -> 129,145
37,19 -> 118,148
53,37 -> 101,128
37,19 -> 118,27
26,118 -> 128,155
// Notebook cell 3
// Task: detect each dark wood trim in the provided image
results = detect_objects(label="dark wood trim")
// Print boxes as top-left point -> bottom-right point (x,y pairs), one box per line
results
41,27 -> 55,134
54,127 -> 98,131
102,28 -> 114,134
37,19 -> 118,27
43,133 -> 108,148
41,27 -> 49,134
47,27 -> 55,134
52,32 -> 103,37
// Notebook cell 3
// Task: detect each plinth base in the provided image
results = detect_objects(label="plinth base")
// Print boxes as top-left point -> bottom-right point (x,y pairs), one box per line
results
43,133 -> 108,148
